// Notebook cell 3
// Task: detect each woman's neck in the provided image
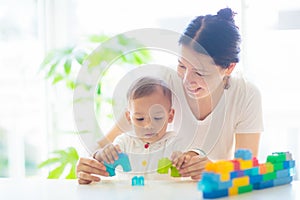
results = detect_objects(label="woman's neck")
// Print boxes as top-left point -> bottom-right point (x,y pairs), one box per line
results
186,83 -> 224,121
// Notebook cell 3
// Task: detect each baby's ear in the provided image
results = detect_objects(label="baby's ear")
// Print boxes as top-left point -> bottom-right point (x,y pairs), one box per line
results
125,111 -> 132,124
168,108 -> 175,123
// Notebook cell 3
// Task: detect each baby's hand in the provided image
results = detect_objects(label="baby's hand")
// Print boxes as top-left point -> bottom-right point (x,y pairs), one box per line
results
94,144 -> 122,164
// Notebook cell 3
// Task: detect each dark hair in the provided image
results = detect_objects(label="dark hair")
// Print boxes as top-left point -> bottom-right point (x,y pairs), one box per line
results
127,77 -> 172,105
179,8 -> 241,68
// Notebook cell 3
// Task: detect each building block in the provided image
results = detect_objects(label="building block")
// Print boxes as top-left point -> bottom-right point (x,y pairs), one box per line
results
235,149 -> 252,160
197,149 -> 296,199
203,189 -> 228,199
170,166 -> 181,177
157,157 -> 181,177
273,176 -> 293,186
238,184 -> 253,194
131,176 -> 144,186
157,157 -> 172,174
103,153 -> 132,176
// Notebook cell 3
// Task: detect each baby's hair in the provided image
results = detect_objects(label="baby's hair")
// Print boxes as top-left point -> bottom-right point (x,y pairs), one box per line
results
127,77 -> 172,105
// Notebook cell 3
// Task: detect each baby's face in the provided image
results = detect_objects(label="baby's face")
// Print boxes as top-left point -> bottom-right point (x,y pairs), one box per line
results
126,88 -> 174,143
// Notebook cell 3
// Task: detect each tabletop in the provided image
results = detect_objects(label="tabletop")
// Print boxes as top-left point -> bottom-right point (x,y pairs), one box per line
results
0,178 -> 299,200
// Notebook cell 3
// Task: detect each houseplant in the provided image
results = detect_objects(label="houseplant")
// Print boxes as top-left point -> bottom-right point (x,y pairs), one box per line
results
38,33 -> 152,178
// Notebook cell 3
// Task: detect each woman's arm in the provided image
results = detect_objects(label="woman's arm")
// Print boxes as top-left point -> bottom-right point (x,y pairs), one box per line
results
97,124 -> 124,148
235,133 -> 261,157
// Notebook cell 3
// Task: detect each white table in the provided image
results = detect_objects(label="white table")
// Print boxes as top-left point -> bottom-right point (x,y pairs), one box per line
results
0,178 -> 299,200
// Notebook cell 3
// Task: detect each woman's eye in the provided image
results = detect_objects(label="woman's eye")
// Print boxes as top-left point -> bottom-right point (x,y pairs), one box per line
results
195,72 -> 203,76
178,65 -> 186,70
135,118 -> 144,121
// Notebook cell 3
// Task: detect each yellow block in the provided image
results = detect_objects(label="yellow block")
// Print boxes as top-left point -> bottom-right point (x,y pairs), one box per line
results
265,162 -> 274,173
229,187 -> 238,196
220,173 -> 230,182
232,176 -> 250,187
239,160 -> 253,170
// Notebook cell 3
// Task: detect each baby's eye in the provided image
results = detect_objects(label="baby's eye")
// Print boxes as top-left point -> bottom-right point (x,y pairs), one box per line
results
154,117 -> 163,120
135,117 -> 144,121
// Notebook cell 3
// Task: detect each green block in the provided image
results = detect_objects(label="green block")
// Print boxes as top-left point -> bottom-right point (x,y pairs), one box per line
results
263,172 -> 276,181
267,153 -> 286,163
157,158 -> 172,174
170,166 -> 181,177
238,185 -> 253,194
273,162 -> 284,171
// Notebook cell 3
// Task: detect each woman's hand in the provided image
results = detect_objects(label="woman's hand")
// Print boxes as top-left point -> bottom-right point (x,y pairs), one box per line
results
76,157 -> 109,184
172,151 -> 211,180
94,144 -> 122,164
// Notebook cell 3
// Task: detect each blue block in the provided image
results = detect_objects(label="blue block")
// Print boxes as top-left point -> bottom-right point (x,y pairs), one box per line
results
283,160 -> 295,169
202,172 -> 220,182
131,176 -> 144,186
230,170 -> 244,179
273,176 -> 293,186
104,153 -> 132,176
198,179 -> 214,192
203,189 -> 228,199
289,168 -> 296,176
235,149 -> 252,160
276,169 -> 289,178
250,175 -> 263,184
253,180 -> 274,190
244,167 -> 259,176
199,178 -> 232,192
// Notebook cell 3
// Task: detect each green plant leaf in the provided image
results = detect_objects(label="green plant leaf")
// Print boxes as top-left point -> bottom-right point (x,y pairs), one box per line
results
46,61 -> 59,78
74,50 -> 88,65
88,34 -> 110,43
48,164 -> 66,179
64,59 -> 72,75
66,80 -> 76,90
65,165 -> 77,179
52,74 -> 64,84
38,157 -> 61,168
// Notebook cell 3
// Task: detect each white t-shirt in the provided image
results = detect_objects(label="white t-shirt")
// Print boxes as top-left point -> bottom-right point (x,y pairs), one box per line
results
113,65 -> 263,161
169,72 -> 264,160
112,131 -> 184,179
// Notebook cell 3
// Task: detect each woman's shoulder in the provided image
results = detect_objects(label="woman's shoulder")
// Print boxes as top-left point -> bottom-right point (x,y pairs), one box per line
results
230,76 -> 261,97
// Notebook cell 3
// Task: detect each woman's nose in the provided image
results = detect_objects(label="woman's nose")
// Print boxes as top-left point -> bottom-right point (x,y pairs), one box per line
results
183,69 -> 195,84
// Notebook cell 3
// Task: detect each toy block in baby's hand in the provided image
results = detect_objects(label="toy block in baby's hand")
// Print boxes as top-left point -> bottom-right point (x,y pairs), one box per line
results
104,152 -> 132,176
157,157 -> 172,174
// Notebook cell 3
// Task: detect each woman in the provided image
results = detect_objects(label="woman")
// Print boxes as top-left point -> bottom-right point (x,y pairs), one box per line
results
76,8 -> 263,184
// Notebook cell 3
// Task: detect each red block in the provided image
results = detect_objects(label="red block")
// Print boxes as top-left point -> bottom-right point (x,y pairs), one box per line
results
230,160 -> 240,171
252,157 -> 259,167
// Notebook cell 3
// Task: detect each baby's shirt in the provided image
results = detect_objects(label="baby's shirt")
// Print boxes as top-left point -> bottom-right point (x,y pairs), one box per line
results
112,131 -> 184,178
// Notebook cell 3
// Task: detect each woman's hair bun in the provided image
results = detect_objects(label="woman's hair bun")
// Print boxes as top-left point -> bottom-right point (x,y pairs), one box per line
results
217,8 -> 235,22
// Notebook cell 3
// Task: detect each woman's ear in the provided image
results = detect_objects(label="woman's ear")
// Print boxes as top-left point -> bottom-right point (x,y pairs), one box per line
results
125,111 -> 132,124
225,63 -> 236,76
168,108 -> 175,123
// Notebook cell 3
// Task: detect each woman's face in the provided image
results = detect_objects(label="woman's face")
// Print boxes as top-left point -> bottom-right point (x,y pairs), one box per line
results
177,45 -> 226,99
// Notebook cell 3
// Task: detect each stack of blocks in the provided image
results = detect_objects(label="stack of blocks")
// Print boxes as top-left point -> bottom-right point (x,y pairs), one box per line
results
198,149 -> 296,198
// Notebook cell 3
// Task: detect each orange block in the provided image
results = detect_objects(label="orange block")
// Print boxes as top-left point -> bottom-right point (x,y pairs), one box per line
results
259,164 -> 267,174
